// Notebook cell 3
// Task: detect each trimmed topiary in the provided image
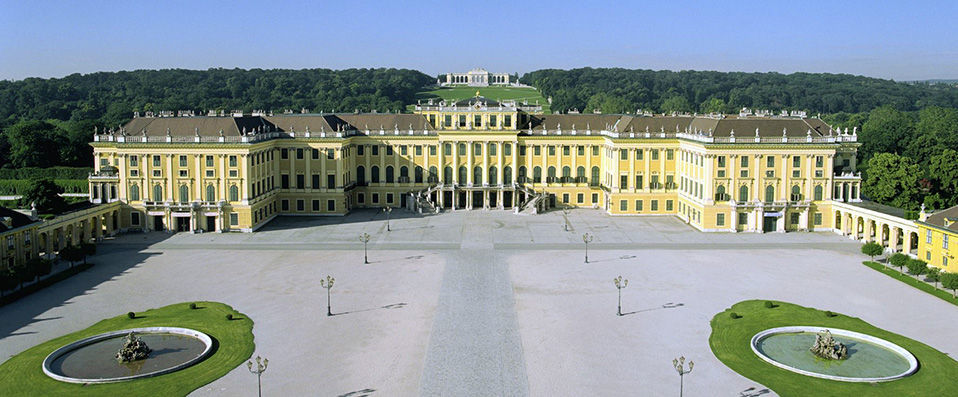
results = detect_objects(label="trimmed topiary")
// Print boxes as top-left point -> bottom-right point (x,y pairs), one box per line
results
764,301 -> 775,308
824,310 -> 837,317
127,311 -> 135,319
189,303 -> 197,310
729,311 -> 742,319
226,313 -> 233,321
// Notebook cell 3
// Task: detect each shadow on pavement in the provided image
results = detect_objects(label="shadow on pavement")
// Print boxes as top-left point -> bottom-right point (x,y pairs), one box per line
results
620,302 -> 684,316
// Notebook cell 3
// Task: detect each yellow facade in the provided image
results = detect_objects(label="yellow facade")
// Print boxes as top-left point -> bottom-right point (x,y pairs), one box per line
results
89,98 -> 861,233
917,209 -> 958,273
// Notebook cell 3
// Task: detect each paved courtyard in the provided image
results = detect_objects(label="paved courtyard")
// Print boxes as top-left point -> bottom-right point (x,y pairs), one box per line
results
1,209 -> 957,396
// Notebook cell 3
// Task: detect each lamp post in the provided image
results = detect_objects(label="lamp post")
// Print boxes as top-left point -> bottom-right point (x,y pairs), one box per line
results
582,232 -> 593,263
246,355 -> 268,397
613,275 -> 628,316
672,356 -> 694,397
320,275 -> 335,316
359,232 -> 370,264
383,206 -> 392,231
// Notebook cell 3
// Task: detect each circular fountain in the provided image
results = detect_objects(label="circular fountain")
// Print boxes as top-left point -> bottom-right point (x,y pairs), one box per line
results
750,326 -> 918,382
43,327 -> 213,384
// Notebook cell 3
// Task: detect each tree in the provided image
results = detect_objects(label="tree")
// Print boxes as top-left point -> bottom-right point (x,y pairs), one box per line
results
11,262 -> 35,290
941,272 -> 958,299
888,252 -> 909,275
21,178 -> 66,215
926,149 -> 958,209
905,258 -> 927,279
59,245 -> 81,269
0,268 -> 17,297
80,242 -> 96,264
660,95 -> 692,113
926,267 -> 942,289
585,93 -> 630,114
859,106 -> 914,161
861,242 -> 884,262
860,153 -> 923,210
699,97 -> 729,114
5,120 -> 63,168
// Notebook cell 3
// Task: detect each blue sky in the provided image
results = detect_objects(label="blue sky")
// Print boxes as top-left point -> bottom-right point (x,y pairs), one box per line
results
1,0 -> 955,81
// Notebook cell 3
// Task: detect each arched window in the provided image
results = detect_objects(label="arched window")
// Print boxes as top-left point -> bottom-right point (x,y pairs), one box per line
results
764,185 -> 775,203
206,185 -> 216,202
547,166 -> 556,179
356,166 -> 366,185
814,185 -> 823,201
229,185 -> 239,202
739,185 -> 749,202
504,166 -> 512,185
591,166 -> 600,185
371,166 -> 380,183
130,184 -> 140,201
400,166 -> 409,179
533,166 -> 542,183
179,185 -> 189,203
562,166 -> 571,179
716,184 -> 726,201
489,166 -> 498,185
153,185 -> 163,201
385,166 -> 394,183
414,166 -> 423,183
474,166 -> 483,185
576,166 -> 585,178
458,166 -> 467,183
791,185 -> 801,201
518,166 -> 527,180
444,166 -> 453,183
429,166 -> 438,182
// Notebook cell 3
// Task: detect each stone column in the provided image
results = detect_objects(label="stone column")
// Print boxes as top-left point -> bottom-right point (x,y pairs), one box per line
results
467,142 -> 474,186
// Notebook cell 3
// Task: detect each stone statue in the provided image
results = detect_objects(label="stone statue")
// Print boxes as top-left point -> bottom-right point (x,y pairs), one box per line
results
116,332 -> 152,363
810,329 -> 847,360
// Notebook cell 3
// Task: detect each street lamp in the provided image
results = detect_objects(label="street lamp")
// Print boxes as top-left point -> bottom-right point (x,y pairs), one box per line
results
613,275 -> 628,316
359,232 -> 370,264
383,206 -> 392,231
672,356 -> 694,397
320,275 -> 335,316
246,355 -> 268,397
582,232 -> 594,263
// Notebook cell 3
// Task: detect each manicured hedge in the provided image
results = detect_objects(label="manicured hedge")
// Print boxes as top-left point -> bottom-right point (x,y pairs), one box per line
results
0,179 -> 88,195
0,262 -> 94,307
0,167 -> 92,180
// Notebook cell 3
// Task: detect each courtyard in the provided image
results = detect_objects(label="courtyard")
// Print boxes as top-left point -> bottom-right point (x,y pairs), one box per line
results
1,209 -> 956,396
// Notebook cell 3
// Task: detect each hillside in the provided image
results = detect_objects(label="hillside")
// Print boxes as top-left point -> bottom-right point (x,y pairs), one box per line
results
411,86 -> 551,113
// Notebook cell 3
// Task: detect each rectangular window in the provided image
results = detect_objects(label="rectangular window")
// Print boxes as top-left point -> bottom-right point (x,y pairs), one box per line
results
229,170 -> 238,178
474,115 -> 482,127
592,146 -> 599,156
635,175 -> 643,189
651,200 -> 659,211
792,156 -> 801,168
717,213 -> 725,226
372,193 -> 379,204
816,156 -> 824,168
229,155 -> 237,167
504,115 -> 511,127
792,170 -> 801,178
327,200 -> 335,211
740,169 -> 749,178
475,143 -> 482,156
444,115 -> 452,127
230,213 -> 238,226
651,149 -> 659,160
739,212 -> 748,225
591,193 -> 598,204
459,115 -> 466,127
312,149 -> 319,159
372,146 -> 379,156
296,199 -> 305,211
296,174 -> 305,189
312,174 -> 320,189
504,144 -> 512,156
790,213 -> 800,224
430,145 -> 437,155
281,174 -> 290,189
131,212 -> 140,225
717,156 -> 726,167
927,230 -> 933,244
945,234 -> 950,249
388,146 -> 395,155
179,170 -> 188,177
927,251 -> 932,260
944,256 -> 949,267
620,200 -> 627,211
206,170 -> 214,178
151,155 -> 160,167
635,200 -> 643,211
578,146 -> 584,156
358,145 -> 365,156
666,149 -> 674,160
205,155 -> 214,167
519,145 -> 526,155
490,115 -> 497,127
387,193 -> 394,204
666,200 -> 673,211
358,193 -> 365,204
281,200 -> 289,211
312,200 -> 320,211
327,175 -> 335,189
130,156 -> 139,167
620,175 -> 628,189
281,149 -> 289,159
766,156 -> 775,168
635,149 -> 643,160
327,149 -> 335,160
548,146 -> 555,156
563,146 -> 569,156
179,155 -> 187,167
534,146 -> 541,156
577,193 -> 584,204
741,156 -> 749,168
562,193 -> 569,203
814,213 -> 822,225
620,150 -> 628,160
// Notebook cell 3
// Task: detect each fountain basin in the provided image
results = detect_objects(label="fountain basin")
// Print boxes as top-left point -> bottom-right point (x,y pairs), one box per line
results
42,327 -> 213,384
750,326 -> 918,382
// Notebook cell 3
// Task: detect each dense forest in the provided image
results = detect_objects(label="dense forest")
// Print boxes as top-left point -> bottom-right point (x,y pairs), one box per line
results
520,68 -> 958,115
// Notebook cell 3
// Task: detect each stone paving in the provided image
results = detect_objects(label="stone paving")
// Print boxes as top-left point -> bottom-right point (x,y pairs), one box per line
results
1,208 -> 956,396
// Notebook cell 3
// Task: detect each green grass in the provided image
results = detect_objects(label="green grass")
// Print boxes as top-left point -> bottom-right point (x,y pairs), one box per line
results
862,261 -> 958,306
710,300 -> 958,396
410,86 -> 550,113
0,301 -> 254,396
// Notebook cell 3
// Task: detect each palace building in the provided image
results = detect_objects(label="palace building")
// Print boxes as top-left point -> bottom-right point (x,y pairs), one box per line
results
88,95 -> 863,234
442,68 -> 512,87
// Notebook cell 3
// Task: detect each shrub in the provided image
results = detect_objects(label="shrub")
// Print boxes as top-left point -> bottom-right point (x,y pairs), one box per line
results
189,302 -> 197,310
127,311 -> 135,319
226,313 -> 233,320
764,301 -> 775,308
889,253 -> 909,275
824,310 -> 837,317
729,312 -> 742,319
861,242 -> 884,261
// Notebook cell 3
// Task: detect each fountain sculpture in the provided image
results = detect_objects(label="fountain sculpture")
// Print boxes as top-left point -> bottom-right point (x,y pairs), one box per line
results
810,329 -> 848,360
115,332 -> 152,363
